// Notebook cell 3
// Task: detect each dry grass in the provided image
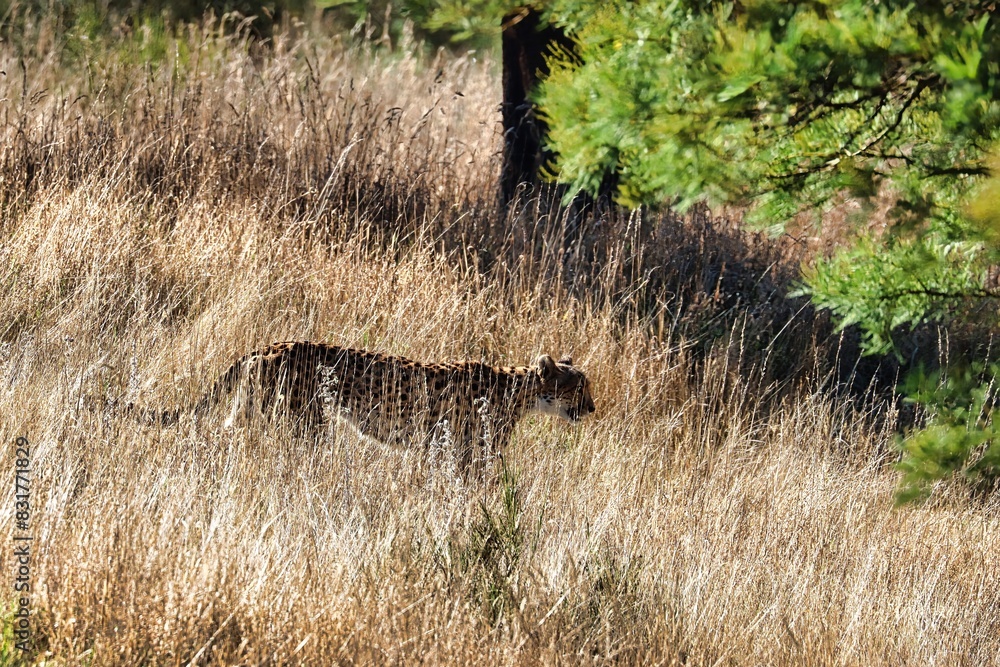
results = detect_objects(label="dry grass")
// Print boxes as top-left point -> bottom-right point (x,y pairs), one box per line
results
2,19 -> 1000,666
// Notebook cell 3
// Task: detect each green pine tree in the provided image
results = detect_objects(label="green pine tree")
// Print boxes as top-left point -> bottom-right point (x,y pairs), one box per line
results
531,0 -> 1000,501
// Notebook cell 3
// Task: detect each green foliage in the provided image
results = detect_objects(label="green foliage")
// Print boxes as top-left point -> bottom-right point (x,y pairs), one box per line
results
533,0 -> 1000,501
67,11 -> 182,68
0,599 -> 48,666
539,1 -> 1000,346
459,459 -> 525,624
418,0 -> 514,45
0,603 -> 19,666
313,0 -> 517,47
0,0 -> 513,51
1,0 -> 294,59
897,363 -> 1000,503
801,234 -> 988,355
542,1 -> 1000,211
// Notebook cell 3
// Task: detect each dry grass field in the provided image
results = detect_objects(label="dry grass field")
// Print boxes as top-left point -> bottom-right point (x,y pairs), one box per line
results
2,19 -> 1000,666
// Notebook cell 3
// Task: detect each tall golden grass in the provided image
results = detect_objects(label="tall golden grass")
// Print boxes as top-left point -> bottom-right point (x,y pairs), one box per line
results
2,19 -> 1000,666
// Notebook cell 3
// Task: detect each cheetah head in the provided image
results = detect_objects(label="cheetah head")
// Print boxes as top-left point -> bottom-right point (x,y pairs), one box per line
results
532,355 -> 596,423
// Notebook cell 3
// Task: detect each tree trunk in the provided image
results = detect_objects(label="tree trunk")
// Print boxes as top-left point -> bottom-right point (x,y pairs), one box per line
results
500,7 -> 575,209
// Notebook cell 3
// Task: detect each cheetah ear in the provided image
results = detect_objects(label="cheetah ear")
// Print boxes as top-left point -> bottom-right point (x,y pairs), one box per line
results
535,354 -> 557,379
558,356 -> 573,366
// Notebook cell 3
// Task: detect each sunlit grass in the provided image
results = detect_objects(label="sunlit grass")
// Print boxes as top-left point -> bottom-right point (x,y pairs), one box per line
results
1,17 -> 999,666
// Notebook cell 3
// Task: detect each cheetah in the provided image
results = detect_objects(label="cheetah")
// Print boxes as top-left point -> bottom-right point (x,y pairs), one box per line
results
139,341 -> 595,459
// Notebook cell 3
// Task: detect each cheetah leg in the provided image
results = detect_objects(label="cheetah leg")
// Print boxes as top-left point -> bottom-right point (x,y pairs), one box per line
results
223,357 -> 257,429
223,382 -> 249,429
